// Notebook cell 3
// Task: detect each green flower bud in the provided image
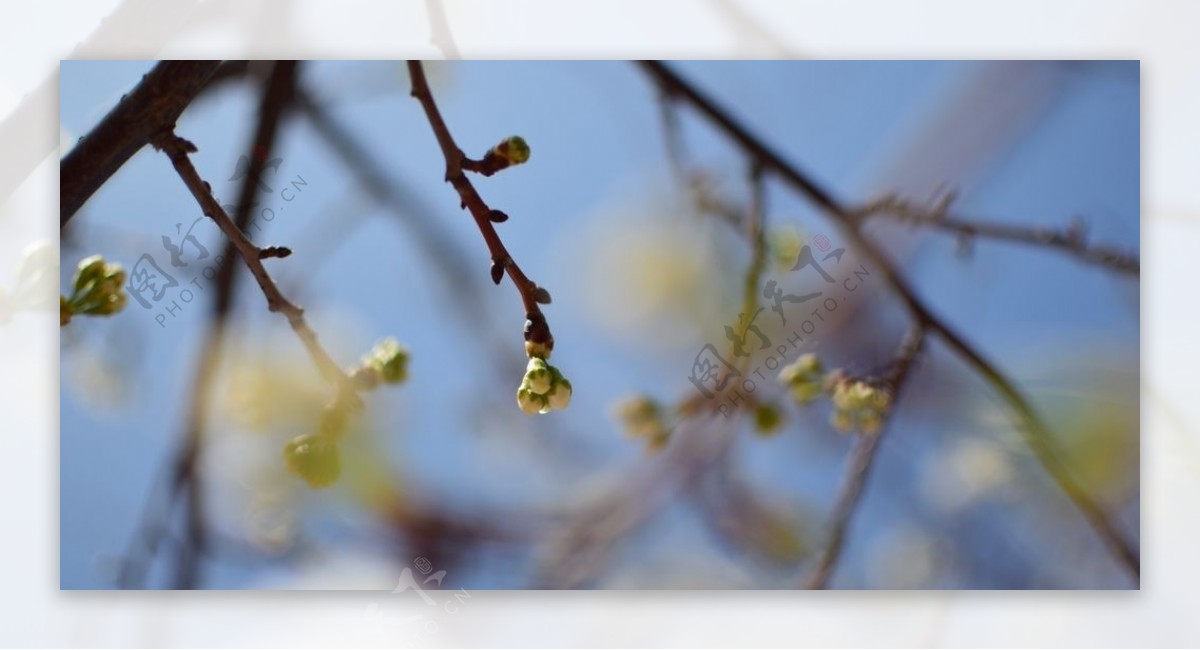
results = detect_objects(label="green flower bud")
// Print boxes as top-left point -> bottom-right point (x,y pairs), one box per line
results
492,136 -> 530,166
363,338 -> 409,385
66,255 -> 128,319
524,357 -> 553,395
517,387 -> 549,415
753,402 -> 784,435
60,296 -> 72,327
613,395 -> 669,446
547,379 -> 572,410
790,382 -> 822,405
283,434 -> 341,488
72,255 -> 108,295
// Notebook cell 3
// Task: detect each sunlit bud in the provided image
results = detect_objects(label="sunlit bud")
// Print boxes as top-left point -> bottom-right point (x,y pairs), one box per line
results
362,338 -> 409,385
547,379 -> 572,410
72,255 -> 107,295
492,136 -> 530,166
524,357 -> 553,394
283,433 -> 341,488
65,255 -> 128,321
517,387 -> 548,415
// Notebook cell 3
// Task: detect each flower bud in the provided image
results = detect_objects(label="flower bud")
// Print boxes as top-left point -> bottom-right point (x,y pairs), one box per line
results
524,357 -> 553,395
65,255 -> 128,320
362,338 -> 409,385
491,136 -> 530,166
547,379 -> 572,410
283,433 -> 341,488
517,387 -> 548,415
72,255 -> 108,295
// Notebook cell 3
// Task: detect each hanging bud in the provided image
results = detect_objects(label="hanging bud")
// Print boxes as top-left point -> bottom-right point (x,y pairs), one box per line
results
516,356 -> 572,414
517,387 -> 549,415
524,357 -> 553,394
546,379 -> 572,410
283,433 -> 341,488
361,338 -> 409,385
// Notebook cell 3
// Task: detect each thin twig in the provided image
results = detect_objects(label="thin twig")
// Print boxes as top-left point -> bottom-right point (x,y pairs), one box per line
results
639,61 -> 1140,579
802,327 -> 926,589
406,60 -> 555,355
152,131 -> 362,411
118,62 -> 302,588
61,61 -> 221,227
854,194 -> 1140,275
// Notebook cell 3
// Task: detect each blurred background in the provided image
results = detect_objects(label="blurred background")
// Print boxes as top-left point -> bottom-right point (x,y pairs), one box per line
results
57,59 -> 1139,590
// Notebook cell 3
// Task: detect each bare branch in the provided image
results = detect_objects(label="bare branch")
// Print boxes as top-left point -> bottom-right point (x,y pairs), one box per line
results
638,60 -> 1140,579
853,193 -> 1139,275
802,327 -> 926,589
406,60 -> 555,357
152,131 -> 362,410
61,61 -> 221,227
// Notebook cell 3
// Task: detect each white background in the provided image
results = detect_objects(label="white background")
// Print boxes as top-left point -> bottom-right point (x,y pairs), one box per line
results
2,0 -> 1197,646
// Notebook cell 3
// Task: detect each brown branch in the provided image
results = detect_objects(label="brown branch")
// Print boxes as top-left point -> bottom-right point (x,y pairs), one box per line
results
802,327 -> 926,589
152,130 -> 362,411
61,60 -> 222,227
406,60 -> 554,356
640,61 -> 1140,580
119,62 -> 302,588
854,194 -> 1140,275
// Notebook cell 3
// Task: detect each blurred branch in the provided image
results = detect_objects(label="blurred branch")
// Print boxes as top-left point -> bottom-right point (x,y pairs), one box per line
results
60,61 -> 222,227
406,60 -> 556,358
638,60 -> 1140,579
119,62 -> 300,588
802,326 -> 926,589
854,193 -> 1140,275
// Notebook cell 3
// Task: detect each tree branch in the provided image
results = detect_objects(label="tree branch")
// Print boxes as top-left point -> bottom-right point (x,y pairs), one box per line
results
152,130 -> 362,411
638,60 -> 1140,579
61,60 -> 221,227
802,327 -> 925,589
853,193 -> 1139,275
406,60 -> 555,356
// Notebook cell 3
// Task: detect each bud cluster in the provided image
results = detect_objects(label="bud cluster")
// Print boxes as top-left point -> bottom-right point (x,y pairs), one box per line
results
61,255 -> 127,326
778,353 -> 892,436
516,356 -> 572,415
613,395 -> 671,451
284,338 -> 409,489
